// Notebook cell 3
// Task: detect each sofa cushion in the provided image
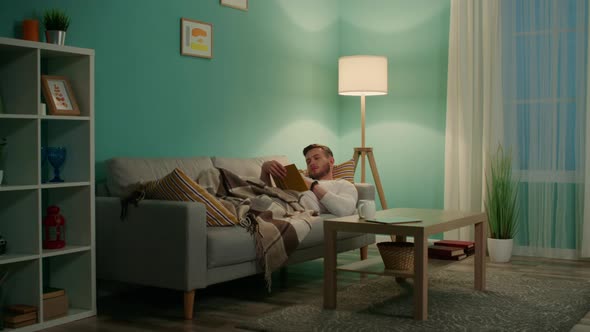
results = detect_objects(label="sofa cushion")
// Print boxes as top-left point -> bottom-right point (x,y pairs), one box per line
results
212,155 -> 290,180
207,215 -> 362,268
299,159 -> 356,183
144,168 -> 238,226
332,159 -> 355,183
296,214 -> 361,249
207,226 -> 257,268
106,157 -> 214,197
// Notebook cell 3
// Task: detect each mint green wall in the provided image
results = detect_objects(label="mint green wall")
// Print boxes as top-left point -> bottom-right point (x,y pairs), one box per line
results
338,0 -> 450,209
0,0 -> 341,181
1,0 -> 450,210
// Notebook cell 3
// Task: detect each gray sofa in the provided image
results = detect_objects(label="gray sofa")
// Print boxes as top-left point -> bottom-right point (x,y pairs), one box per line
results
96,155 -> 376,319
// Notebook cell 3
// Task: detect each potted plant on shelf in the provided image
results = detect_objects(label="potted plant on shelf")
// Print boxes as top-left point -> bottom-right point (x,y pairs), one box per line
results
0,137 -> 6,185
43,9 -> 70,45
485,144 -> 520,263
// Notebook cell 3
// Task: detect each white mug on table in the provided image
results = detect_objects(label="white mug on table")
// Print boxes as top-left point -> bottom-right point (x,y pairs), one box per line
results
357,199 -> 376,220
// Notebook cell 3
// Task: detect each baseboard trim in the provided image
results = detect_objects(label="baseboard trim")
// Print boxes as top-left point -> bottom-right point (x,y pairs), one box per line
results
512,245 -> 584,260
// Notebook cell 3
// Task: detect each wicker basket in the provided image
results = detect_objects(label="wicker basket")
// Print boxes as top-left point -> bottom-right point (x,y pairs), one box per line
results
377,242 -> 414,271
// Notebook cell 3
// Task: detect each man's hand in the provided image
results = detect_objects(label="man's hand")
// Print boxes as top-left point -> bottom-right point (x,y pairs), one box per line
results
303,177 -> 314,189
261,160 -> 287,179
305,178 -> 327,199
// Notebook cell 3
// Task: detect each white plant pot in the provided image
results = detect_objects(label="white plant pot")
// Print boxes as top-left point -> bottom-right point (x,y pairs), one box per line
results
487,238 -> 513,263
0,170 -> 3,185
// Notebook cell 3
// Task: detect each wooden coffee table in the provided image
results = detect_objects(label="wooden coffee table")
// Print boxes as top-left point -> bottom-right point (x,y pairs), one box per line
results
323,208 -> 487,320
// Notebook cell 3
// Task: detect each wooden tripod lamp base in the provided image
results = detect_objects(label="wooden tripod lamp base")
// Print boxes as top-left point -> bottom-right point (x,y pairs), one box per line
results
353,147 -> 405,243
352,147 -> 388,210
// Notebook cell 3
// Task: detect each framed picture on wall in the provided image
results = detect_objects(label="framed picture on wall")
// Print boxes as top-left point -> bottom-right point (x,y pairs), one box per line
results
181,18 -> 213,58
41,75 -> 80,116
220,0 -> 248,11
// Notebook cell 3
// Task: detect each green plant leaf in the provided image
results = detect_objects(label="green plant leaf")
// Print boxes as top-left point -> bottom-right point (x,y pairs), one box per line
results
43,9 -> 70,31
485,144 -> 520,239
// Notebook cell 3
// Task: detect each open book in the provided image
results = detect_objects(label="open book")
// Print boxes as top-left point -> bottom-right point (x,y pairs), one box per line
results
271,164 -> 309,192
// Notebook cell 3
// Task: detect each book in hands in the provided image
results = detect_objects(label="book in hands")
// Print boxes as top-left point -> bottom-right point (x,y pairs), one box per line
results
271,164 -> 309,192
365,216 -> 422,224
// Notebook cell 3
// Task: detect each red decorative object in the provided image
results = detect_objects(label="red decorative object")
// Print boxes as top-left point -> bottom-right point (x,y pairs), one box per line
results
22,19 -> 39,41
43,206 -> 66,249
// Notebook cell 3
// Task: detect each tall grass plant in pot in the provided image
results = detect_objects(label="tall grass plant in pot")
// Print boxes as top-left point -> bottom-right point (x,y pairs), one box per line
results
485,144 -> 520,263
43,9 -> 70,45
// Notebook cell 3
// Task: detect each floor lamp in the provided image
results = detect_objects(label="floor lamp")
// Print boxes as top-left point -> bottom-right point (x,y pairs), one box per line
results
338,55 -> 389,210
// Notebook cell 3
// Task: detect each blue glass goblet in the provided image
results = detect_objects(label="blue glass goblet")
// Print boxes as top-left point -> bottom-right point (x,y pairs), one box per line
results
41,146 -> 47,183
47,147 -> 66,183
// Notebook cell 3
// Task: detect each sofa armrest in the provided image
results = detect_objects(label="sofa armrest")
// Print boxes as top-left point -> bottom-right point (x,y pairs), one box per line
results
355,183 -> 375,202
96,197 -> 208,291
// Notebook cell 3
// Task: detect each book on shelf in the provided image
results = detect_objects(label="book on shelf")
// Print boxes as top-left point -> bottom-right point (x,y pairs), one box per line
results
271,164 -> 308,192
429,253 -> 468,261
365,216 -> 422,225
465,247 -> 475,256
433,240 -> 475,249
428,245 -> 465,257
4,318 -> 37,329
43,286 -> 66,300
4,311 -> 37,324
6,304 -> 37,314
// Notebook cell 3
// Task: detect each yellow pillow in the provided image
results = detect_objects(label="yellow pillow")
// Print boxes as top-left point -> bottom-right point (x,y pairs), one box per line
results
333,159 -> 355,183
144,168 -> 238,226
299,159 -> 355,183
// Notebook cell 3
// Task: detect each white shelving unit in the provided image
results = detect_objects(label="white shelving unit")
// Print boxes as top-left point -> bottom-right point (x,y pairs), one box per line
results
0,37 -> 95,331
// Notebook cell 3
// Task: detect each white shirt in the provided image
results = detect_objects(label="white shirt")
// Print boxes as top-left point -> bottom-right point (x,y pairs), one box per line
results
300,179 -> 358,217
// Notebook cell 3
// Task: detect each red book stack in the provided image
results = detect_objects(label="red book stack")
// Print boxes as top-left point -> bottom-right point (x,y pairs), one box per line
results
428,245 -> 467,260
433,240 -> 475,256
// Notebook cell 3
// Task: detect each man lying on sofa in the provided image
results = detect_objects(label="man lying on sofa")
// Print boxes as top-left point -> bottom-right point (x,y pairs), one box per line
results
260,143 -> 358,217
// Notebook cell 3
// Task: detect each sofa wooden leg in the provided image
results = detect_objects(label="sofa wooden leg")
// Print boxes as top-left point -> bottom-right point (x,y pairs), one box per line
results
360,246 -> 368,260
184,290 -> 195,320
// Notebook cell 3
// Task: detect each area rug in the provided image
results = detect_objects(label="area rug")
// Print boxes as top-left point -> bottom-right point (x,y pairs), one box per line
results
239,269 -> 590,332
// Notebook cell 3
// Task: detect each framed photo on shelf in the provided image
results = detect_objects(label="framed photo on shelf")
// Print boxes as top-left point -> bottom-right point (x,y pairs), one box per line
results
41,75 -> 80,116
181,18 -> 213,58
220,0 -> 248,11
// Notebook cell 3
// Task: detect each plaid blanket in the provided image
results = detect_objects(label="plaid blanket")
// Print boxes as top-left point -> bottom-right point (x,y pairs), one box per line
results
121,167 -> 317,291
203,168 -> 317,290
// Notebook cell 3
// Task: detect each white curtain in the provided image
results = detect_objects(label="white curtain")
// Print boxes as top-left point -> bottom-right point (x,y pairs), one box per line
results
445,0 -> 590,259
444,0 -> 504,240
585,1 -> 590,258
502,0 -> 588,259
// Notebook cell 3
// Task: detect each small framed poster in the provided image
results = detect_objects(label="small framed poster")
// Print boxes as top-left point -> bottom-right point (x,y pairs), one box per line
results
41,75 -> 80,116
221,0 -> 248,11
181,18 -> 213,59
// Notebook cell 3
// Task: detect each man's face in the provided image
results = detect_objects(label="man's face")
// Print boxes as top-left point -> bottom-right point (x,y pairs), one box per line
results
305,148 -> 334,180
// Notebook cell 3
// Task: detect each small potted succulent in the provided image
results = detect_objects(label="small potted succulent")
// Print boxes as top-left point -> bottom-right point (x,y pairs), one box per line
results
0,137 -> 6,185
43,9 -> 70,45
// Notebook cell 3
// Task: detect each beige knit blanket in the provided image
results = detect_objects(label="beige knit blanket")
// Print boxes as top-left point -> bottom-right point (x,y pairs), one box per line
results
199,167 -> 317,290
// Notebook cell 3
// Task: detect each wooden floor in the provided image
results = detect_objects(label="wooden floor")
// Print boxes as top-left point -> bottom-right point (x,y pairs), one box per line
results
45,244 -> 590,332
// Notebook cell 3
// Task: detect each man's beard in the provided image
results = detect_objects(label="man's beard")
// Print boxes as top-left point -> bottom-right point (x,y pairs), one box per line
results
310,163 -> 330,180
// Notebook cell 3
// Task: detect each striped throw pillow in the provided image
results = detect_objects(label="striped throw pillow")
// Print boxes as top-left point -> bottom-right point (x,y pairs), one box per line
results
144,168 -> 238,227
333,159 -> 355,183
299,159 -> 356,183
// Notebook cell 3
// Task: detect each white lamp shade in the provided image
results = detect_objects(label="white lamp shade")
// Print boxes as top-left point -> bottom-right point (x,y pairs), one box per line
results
338,55 -> 388,96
